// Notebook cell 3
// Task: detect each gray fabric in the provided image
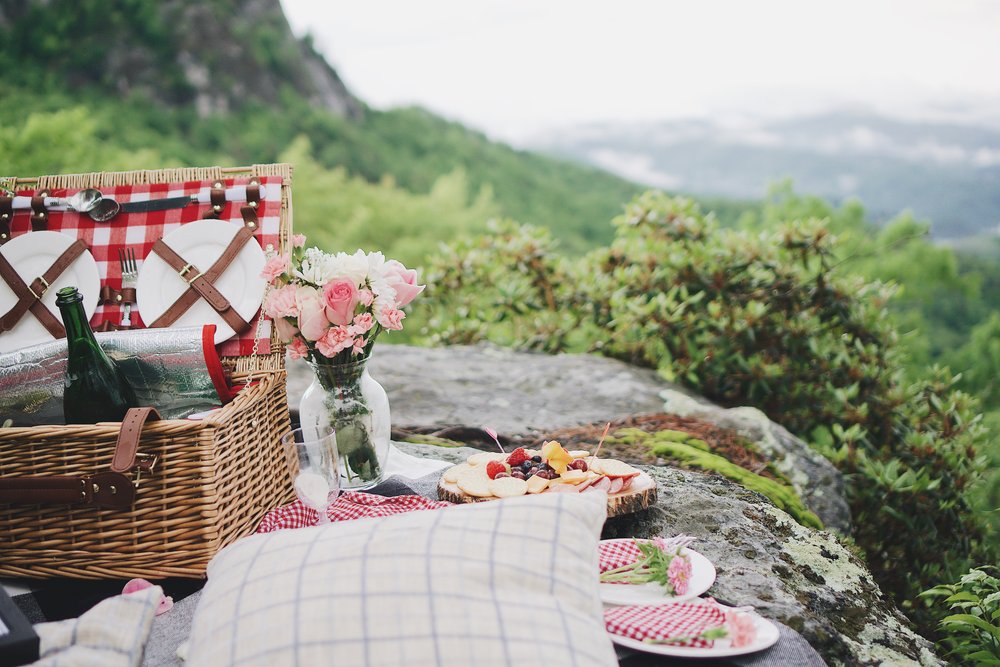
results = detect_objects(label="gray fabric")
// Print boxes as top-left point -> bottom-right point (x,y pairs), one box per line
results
143,593 -> 199,667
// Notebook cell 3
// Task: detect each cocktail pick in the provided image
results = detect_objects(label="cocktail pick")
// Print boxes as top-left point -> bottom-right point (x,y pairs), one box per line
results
483,425 -> 505,454
592,422 -> 611,460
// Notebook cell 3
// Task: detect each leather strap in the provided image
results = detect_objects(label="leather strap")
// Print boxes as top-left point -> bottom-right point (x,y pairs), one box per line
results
30,191 -> 49,232
99,285 -> 137,305
111,407 -> 160,473
0,196 -> 12,243
240,181 -> 261,229
203,180 -> 226,219
148,226 -> 254,334
0,238 -> 87,337
0,407 -> 160,508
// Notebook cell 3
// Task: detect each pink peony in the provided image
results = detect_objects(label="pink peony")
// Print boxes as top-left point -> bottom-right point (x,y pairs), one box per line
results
351,336 -> 367,356
274,317 -> 299,342
382,260 -> 425,307
377,305 -> 405,331
323,279 -> 359,326
357,288 -> 374,307
724,610 -> 757,648
667,554 -> 692,595
316,326 -> 354,358
296,286 -> 328,341
260,254 -> 290,282
287,337 -> 309,360
349,312 -> 375,336
122,578 -> 173,616
264,284 -> 298,319
291,234 -> 307,248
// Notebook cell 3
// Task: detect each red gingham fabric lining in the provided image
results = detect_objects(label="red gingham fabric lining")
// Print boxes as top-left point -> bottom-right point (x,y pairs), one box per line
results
8,177 -> 282,356
604,600 -> 726,647
599,539 -> 647,573
255,491 -> 453,533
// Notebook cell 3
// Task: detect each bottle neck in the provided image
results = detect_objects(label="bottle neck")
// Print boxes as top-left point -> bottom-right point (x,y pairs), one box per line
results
58,298 -> 100,355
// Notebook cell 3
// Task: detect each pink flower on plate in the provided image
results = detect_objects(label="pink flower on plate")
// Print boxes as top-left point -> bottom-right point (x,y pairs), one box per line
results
667,553 -> 692,595
260,254 -> 290,282
291,234 -> 307,248
287,337 -> 309,360
382,260 -> 425,307
316,326 -> 353,358
263,284 -> 298,318
122,578 -> 173,616
323,279 -> 359,326
724,610 -> 757,648
296,286 -> 328,341
377,305 -> 405,331
349,312 -> 374,336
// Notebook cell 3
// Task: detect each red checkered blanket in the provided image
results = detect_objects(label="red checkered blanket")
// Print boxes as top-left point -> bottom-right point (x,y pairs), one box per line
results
8,177 -> 282,356
256,492 -> 453,532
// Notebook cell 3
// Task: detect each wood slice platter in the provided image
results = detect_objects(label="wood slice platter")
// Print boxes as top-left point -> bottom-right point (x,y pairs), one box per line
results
437,469 -> 657,517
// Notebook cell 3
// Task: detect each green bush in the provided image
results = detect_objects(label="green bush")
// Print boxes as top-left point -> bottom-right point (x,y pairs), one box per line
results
421,191 -> 993,634
922,568 -> 1000,664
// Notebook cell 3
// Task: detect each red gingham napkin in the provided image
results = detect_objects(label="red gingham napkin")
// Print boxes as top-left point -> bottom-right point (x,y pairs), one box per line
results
604,600 -> 726,648
255,491 -> 452,533
599,539 -> 646,573
9,177 -> 283,356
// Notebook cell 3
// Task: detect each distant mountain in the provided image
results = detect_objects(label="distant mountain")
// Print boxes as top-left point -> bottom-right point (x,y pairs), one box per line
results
533,112 -> 1000,240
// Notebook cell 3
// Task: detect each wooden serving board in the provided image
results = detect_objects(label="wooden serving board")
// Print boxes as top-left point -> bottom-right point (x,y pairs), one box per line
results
437,470 -> 657,517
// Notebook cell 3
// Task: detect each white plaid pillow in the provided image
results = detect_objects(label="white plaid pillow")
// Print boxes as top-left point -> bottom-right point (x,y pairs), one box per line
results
185,492 -> 617,667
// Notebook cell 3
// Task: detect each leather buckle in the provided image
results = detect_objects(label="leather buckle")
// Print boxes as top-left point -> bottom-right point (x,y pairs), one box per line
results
28,276 -> 49,299
179,263 -> 203,284
132,453 -> 158,488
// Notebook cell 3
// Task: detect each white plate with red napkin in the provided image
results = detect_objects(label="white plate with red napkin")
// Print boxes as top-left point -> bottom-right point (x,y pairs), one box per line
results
605,598 -> 780,658
598,537 -> 717,605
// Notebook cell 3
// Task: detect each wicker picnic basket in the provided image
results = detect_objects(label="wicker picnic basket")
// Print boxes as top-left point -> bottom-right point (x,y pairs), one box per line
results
0,164 -> 295,579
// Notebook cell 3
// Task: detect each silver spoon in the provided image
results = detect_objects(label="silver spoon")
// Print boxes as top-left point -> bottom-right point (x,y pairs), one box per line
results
88,197 -> 120,222
50,188 -> 120,222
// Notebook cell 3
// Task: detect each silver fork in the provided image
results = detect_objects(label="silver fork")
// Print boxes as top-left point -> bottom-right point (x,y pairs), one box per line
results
118,248 -> 138,327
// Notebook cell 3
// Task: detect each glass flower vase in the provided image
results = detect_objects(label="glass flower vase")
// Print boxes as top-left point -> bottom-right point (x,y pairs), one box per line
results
298,355 -> 390,490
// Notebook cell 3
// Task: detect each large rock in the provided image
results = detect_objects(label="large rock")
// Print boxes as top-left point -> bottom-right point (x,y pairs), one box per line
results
395,441 -> 943,667
287,344 -> 850,532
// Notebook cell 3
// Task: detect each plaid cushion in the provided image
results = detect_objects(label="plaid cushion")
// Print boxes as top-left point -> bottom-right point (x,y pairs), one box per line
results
10,178 -> 282,356
186,492 -> 617,667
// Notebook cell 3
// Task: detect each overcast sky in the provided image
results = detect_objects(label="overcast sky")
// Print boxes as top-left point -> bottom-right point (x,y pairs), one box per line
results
281,0 -> 1000,143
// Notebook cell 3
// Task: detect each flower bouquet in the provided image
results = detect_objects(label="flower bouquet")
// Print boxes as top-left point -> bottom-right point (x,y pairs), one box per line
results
261,236 -> 424,488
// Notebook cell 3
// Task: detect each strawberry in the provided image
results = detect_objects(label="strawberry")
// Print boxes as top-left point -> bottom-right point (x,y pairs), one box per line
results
486,460 -> 507,480
506,447 -> 530,467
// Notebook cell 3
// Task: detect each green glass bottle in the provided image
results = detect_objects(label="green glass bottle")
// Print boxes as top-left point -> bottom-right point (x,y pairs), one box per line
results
55,286 -> 137,424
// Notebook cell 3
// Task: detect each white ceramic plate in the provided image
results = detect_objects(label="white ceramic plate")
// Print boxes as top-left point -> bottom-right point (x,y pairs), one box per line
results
0,231 -> 100,353
599,541 -> 717,605
137,220 -> 266,344
608,607 -> 781,658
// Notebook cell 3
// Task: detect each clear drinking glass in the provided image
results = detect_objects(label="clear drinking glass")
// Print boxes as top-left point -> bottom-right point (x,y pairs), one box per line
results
281,427 -> 340,526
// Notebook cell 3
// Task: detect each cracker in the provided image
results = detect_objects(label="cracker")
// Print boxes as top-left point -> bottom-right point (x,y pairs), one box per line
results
489,477 -> 528,498
455,468 -> 493,497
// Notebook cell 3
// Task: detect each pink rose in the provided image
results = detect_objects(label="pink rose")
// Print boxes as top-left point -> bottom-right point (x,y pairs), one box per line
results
273,317 -> 299,342
351,337 -> 367,356
260,254 -> 290,282
296,286 -> 328,341
377,306 -> 405,331
264,284 -> 298,318
667,554 -> 692,595
291,234 -> 307,248
323,280 -> 359,326
122,578 -> 173,616
357,288 -> 374,308
287,337 -> 309,360
724,610 -> 757,648
382,260 -> 424,307
316,326 -> 353,358
349,312 -> 374,336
